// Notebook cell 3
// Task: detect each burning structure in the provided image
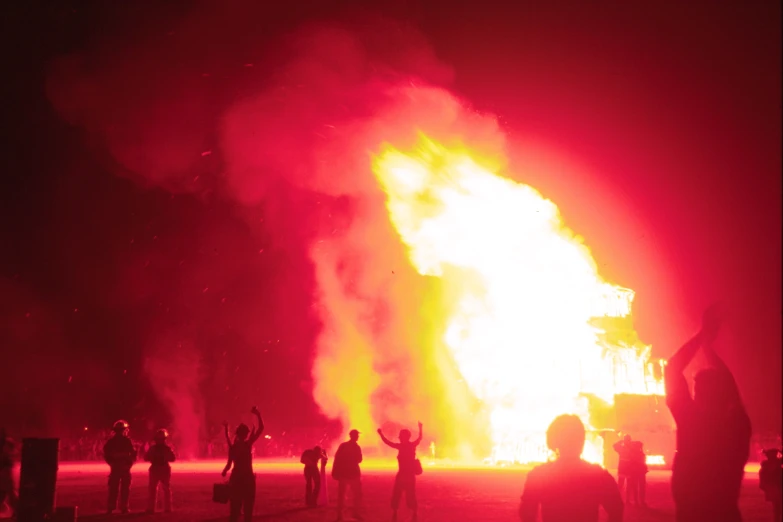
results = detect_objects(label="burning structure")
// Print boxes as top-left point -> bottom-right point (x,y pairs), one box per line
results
369,134 -> 673,466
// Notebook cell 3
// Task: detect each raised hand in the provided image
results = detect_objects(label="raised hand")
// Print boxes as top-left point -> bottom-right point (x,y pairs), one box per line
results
250,406 -> 259,414
377,428 -> 383,435
702,304 -> 722,343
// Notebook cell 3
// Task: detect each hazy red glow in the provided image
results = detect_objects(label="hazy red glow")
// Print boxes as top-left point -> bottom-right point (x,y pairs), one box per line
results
16,3 -> 776,451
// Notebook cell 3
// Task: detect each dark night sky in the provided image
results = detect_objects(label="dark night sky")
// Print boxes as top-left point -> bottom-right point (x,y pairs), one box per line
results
1,1 -> 780,440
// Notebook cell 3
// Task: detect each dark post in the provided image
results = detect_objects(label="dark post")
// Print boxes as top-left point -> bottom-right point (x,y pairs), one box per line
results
18,438 -> 59,522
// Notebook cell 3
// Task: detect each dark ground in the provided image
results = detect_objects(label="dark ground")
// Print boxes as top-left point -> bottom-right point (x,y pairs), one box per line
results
21,460 -> 772,521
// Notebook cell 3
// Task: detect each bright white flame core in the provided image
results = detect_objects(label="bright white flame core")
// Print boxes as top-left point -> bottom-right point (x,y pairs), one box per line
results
373,136 -> 663,463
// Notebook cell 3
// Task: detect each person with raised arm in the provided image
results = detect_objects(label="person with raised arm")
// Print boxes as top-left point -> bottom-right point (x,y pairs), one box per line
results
222,406 -> 264,522
665,305 -> 751,522
378,422 -> 423,522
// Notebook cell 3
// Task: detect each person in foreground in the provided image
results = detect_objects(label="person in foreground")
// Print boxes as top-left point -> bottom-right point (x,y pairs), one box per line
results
378,421 -> 424,521
665,305 -> 751,522
222,406 -> 264,522
519,414 -> 623,522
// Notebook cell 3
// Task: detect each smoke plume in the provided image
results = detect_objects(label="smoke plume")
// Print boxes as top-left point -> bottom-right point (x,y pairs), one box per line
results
46,7 -> 506,455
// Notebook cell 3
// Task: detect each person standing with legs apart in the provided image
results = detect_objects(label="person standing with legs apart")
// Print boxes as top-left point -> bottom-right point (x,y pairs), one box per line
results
145,428 -> 175,513
665,305 -> 751,522
332,429 -> 364,521
104,420 -> 136,514
378,422 -> 423,521
222,406 -> 264,522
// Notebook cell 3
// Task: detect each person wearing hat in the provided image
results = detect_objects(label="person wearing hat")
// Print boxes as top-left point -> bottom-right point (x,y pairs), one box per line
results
222,406 -> 264,522
145,428 -> 176,513
759,448 -> 782,522
332,429 -> 364,521
300,445 -> 328,507
104,419 -> 136,514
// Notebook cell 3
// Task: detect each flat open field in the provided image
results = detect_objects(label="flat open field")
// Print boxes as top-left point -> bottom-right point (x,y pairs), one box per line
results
23,460 -> 771,521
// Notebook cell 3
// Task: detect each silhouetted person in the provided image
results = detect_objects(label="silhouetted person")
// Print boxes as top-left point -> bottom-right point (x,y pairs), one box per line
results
104,420 -> 136,514
378,422 -> 423,521
332,429 -> 363,521
759,448 -> 782,522
519,414 -> 623,522
613,434 -> 647,506
0,429 -> 17,518
665,306 -> 751,522
222,406 -> 264,522
300,445 -> 327,508
627,438 -> 648,506
145,428 -> 176,514
613,435 -> 633,499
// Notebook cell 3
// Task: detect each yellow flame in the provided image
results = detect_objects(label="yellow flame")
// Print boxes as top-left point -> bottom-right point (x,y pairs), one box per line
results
372,134 -> 663,463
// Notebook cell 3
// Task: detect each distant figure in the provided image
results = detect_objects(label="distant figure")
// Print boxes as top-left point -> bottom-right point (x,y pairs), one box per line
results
613,434 -> 648,506
613,435 -> 634,498
0,429 -> 17,518
759,448 -> 782,522
104,420 -> 136,514
378,422 -> 423,522
318,446 -> 329,507
145,428 -> 176,514
222,406 -> 264,522
300,445 -> 327,508
332,429 -> 364,521
519,415 -> 623,522
665,305 -> 751,522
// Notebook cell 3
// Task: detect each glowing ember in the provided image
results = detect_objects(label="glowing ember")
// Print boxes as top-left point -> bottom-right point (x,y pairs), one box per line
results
371,134 -> 663,464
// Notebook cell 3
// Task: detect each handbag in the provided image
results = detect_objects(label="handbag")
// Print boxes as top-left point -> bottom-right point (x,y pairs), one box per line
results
213,482 -> 231,504
413,458 -> 423,476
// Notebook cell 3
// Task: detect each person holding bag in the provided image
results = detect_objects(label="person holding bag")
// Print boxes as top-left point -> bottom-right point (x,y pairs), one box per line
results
378,421 -> 423,522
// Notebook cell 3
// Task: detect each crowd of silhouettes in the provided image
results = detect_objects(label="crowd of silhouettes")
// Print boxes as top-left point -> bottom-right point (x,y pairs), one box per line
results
1,306 -> 781,521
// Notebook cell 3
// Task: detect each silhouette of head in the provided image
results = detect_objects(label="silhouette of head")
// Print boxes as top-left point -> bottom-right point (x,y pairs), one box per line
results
113,420 -> 129,435
762,448 -> 782,460
623,434 -> 631,443
154,429 -> 169,443
399,429 -> 412,442
694,368 -> 736,410
546,414 -> 585,460
314,445 -> 322,453
349,429 -> 360,442
235,423 -> 250,441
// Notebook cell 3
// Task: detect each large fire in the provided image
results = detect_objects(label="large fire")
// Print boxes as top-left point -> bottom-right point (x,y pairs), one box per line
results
371,134 -> 664,464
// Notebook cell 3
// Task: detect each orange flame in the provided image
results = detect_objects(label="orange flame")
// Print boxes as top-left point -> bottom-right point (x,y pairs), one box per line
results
369,134 -> 664,463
